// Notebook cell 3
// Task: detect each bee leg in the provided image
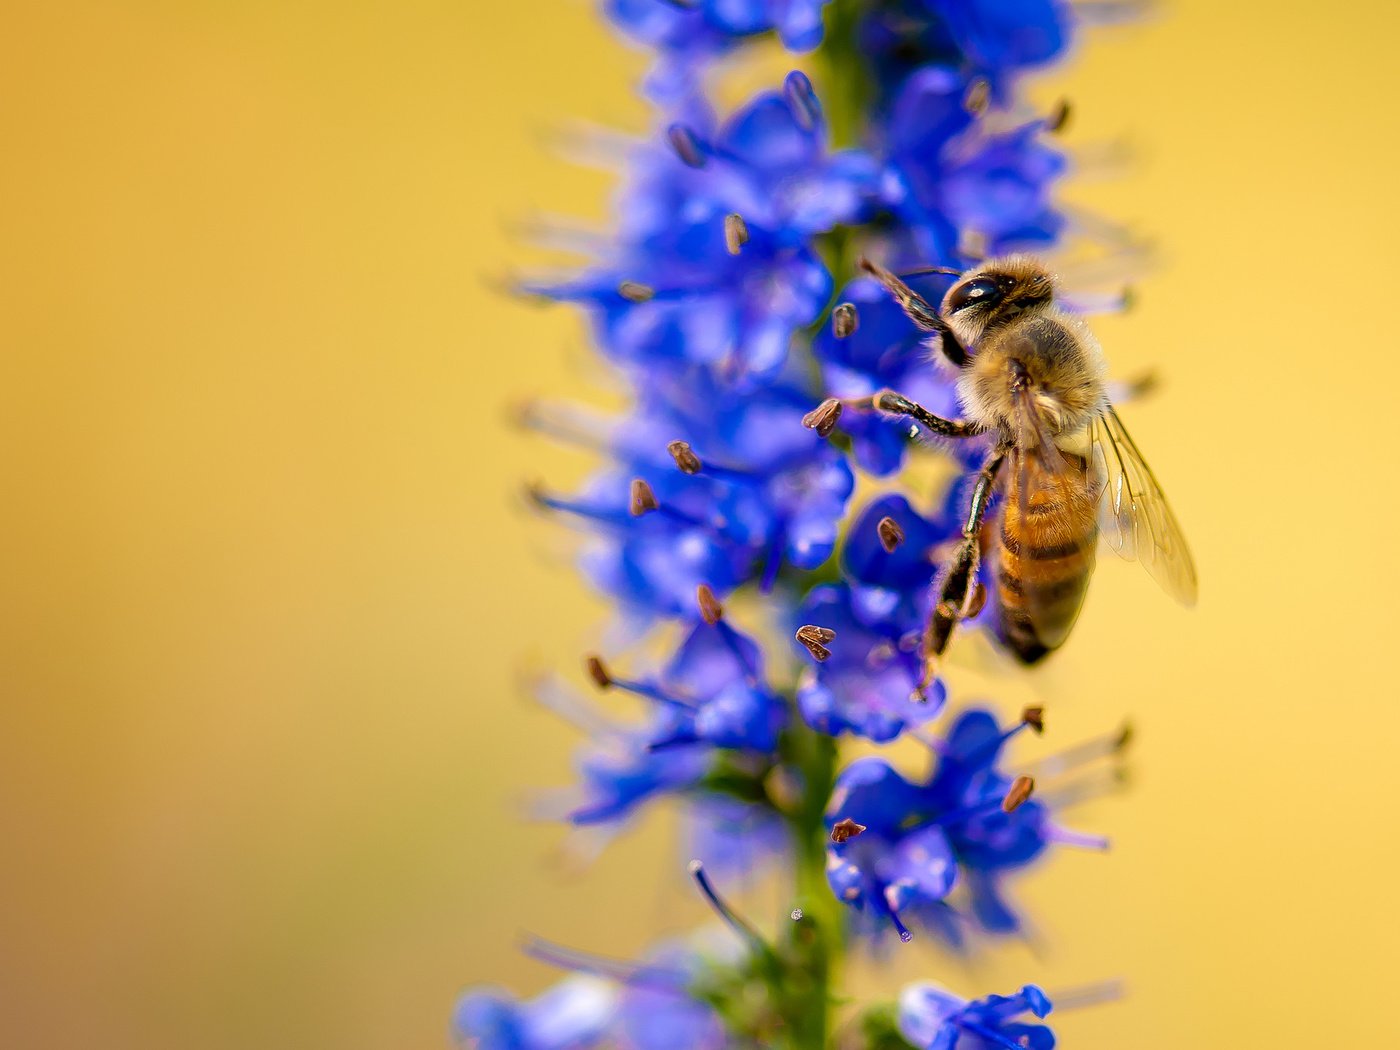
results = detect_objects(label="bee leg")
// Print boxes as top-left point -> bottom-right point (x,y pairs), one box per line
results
828,389 -> 980,439
915,444 -> 1009,698
857,256 -> 969,367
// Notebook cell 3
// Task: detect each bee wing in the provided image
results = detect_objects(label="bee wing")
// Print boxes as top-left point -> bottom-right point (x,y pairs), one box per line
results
1088,405 -> 1198,606
1008,387 -> 1099,649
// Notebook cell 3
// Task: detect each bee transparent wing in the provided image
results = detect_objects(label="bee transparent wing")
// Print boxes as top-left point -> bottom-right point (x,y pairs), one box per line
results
1089,405 -> 1198,606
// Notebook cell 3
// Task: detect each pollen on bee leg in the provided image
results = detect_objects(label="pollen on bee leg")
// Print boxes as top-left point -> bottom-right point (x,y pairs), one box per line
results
795,624 -> 836,662
629,478 -> 659,516
802,398 -> 842,437
667,440 -> 702,474
832,302 -> 858,339
584,655 -> 613,690
877,516 -> 905,553
961,581 -> 987,619
723,213 -> 749,255
696,584 -> 723,625
618,280 -> 655,303
830,818 -> 867,844
1002,775 -> 1036,813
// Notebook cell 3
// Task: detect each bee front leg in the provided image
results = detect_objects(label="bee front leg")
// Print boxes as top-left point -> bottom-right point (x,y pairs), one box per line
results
802,389 -> 981,440
915,443 -> 1009,698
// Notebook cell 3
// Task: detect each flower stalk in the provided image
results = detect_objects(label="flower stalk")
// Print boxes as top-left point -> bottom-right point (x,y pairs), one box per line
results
458,1 -> 1150,1047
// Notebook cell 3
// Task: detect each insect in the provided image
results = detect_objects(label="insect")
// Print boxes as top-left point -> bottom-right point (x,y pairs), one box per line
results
805,255 -> 1196,694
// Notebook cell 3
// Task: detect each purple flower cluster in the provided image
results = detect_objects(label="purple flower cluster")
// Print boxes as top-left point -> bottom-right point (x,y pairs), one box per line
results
463,0 -> 1142,1044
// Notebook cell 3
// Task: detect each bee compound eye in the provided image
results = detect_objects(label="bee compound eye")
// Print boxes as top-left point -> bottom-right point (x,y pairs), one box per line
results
948,277 -> 1002,313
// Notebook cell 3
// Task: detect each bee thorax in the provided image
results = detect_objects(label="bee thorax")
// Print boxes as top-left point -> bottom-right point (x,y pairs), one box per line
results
955,311 -> 1106,441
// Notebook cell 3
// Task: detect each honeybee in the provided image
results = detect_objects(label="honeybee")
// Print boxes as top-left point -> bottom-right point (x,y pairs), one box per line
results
805,255 -> 1196,692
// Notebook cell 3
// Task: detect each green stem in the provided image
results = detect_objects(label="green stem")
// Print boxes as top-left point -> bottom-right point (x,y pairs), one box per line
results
778,722 -> 841,1048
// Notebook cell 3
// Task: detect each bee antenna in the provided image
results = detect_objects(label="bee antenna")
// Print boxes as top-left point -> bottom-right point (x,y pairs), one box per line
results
897,266 -> 965,279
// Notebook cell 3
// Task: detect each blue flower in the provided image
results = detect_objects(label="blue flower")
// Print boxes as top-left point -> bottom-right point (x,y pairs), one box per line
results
857,0 -> 1071,106
795,582 -> 945,742
606,0 -> 833,54
810,276 -> 964,476
824,756 -> 955,942
898,981 -> 1055,1050
825,708 -> 1108,939
613,947 -> 728,1050
840,492 -> 950,632
687,793 -> 789,879
569,712 -> 711,827
539,74 -> 875,384
878,66 -> 1066,260
538,370 -> 854,615
569,616 -> 786,834
453,976 -> 617,1050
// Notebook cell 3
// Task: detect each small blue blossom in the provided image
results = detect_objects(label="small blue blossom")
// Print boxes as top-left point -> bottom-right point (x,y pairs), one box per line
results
858,0 -> 1071,106
453,976 -> 617,1050
811,276 -> 965,475
840,492 -> 950,631
824,756 -> 955,942
606,0 -> 833,55
898,981 -> 1055,1050
795,582 -> 945,742
825,708 -> 1108,939
569,617 -> 786,835
878,65 -> 1066,259
540,75 -> 875,383
613,947 -> 728,1050
540,371 -> 853,614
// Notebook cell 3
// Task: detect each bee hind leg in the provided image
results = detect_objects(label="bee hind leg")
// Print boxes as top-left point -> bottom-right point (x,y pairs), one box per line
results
914,443 -> 1009,699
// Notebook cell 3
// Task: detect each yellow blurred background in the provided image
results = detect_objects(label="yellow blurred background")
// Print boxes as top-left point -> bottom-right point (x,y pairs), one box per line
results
3,1 -> 1399,1047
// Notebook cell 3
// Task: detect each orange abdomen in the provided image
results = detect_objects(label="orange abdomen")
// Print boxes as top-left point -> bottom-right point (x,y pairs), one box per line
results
992,460 -> 1097,663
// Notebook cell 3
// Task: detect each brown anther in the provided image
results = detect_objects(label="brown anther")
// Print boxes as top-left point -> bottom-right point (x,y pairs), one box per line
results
667,439 -> 702,474
1048,98 -> 1072,134
697,584 -> 723,625
667,125 -> 706,168
629,478 -> 658,516
876,516 -> 905,553
962,581 -> 987,619
964,78 -> 991,117
795,624 -> 836,662
524,480 -> 548,508
1002,775 -> 1035,813
723,213 -> 749,255
1021,705 -> 1045,734
830,818 -> 867,844
801,398 -> 842,438
1114,722 -> 1134,753
585,655 -> 613,690
619,280 -> 655,303
832,302 -> 858,339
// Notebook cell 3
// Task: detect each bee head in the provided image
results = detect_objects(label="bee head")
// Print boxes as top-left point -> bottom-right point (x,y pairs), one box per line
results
943,255 -> 1056,347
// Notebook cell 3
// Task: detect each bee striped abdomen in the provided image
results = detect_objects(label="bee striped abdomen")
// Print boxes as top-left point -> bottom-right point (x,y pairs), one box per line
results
992,456 -> 1097,663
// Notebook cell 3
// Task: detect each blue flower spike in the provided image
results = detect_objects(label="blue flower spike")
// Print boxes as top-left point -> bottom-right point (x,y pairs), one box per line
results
492,0 -> 1148,1042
